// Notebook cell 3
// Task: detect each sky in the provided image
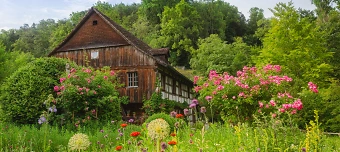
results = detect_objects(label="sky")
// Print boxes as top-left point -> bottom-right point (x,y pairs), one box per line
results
0,0 -> 315,31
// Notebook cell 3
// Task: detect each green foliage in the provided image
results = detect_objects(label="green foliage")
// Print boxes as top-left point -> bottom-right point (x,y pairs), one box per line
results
298,81 -> 340,132
0,43 -> 34,83
256,2 -> 332,88
144,113 -> 176,131
160,0 -> 202,66
141,0 -> 181,25
54,66 -> 127,126
190,34 -> 253,76
0,57 -> 76,124
142,92 -> 188,116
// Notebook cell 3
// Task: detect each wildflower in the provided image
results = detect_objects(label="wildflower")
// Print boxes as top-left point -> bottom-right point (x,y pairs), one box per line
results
168,140 -> 177,146
265,104 -> 269,108
38,116 -> 46,124
217,85 -> 224,90
301,147 -> 306,152
147,118 -> 170,140
48,106 -> 57,113
128,119 -> 134,123
68,133 -> 90,151
119,133 -> 123,136
191,99 -> 198,105
200,107 -> 206,113
170,111 -> 177,118
176,114 -> 184,119
104,76 -> 108,80
205,96 -> 212,102
161,142 -> 168,150
115,145 -> 123,151
291,110 -> 297,115
130,131 -> 141,137
170,133 -> 176,136
121,123 -> 128,128
189,103 -> 196,108
128,140 -> 132,145
100,129 -> 104,133
183,109 -> 189,116
104,134 -> 108,138
54,86 -> 59,92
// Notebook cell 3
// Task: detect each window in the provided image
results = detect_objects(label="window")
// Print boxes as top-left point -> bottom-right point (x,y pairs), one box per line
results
91,50 -> 99,59
181,84 -> 188,98
165,76 -> 173,93
176,81 -> 180,95
92,20 -> 98,25
127,72 -> 138,87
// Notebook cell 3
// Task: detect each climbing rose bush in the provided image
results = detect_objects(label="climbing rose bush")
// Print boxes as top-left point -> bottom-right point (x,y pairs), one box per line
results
194,64 -> 307,123
53,66 -> 127,125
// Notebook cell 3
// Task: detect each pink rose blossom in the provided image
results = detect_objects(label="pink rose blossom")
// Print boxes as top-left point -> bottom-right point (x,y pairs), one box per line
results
308,82 -> 318,93
205,96 -> 212,102
54,86 -> 59,92
60,78 -> 66,83
258,101 -> 264,108
193,76 -> 199,84
270,100 -> 276,106
279,108 -> 285,113
104,76 -> 108,80
272,113 -> 277,118
110,70 -> 115,76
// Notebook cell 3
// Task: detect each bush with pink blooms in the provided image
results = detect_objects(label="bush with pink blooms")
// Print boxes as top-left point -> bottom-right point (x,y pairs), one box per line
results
51,66 -> 128,126
194,64 -> 312,124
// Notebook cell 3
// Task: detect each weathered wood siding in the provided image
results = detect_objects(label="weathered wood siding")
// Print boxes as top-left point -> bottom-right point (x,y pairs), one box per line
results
53,45 -> 157,103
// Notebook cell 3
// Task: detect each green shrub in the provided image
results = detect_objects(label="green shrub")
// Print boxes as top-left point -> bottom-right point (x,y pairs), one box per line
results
0,57 -> 76,124
52,66 -> 128,126
144,113 -> 176,131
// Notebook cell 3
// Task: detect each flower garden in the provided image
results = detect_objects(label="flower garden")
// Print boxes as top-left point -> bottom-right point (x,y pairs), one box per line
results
0,58 -> 339,151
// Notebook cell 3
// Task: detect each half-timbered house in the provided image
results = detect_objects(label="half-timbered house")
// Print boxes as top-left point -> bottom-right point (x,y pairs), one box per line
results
48,7 -> 193,119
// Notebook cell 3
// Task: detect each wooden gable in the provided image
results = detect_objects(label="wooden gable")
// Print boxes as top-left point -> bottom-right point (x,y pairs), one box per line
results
55,12 -> 128,52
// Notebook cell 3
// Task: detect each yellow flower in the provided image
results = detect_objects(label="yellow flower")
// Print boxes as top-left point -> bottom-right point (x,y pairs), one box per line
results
147,118 -> 170,140
68,133 -> 90,151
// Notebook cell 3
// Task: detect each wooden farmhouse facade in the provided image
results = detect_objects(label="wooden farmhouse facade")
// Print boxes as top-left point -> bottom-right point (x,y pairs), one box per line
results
48,7 -> 194,119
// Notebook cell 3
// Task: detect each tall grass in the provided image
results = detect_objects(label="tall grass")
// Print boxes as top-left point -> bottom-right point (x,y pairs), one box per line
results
0,117 -> 339,151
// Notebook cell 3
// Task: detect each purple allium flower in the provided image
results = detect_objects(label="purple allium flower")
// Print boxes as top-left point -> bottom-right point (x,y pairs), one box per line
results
161,142 -> 167,150
118,129 -> 121,133
184,109 -> 189,116
97,141 -> 100,144
189,103 -> 196,108
100,129 -> 104,133
200,107 -> 206,113
192,99 -> 199,105
128,119 -> 134,123
301,147 -> 306,152
119,133 -> 123,136
170,111 -> 177,118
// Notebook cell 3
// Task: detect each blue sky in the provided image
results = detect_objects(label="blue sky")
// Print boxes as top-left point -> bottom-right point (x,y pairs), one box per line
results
0,0 -> 315,31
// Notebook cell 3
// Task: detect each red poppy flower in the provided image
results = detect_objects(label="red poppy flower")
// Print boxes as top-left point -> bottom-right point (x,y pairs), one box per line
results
175,114 -> 184,118
168,140 -> 177,146
170,133 -> 176,137
120,123 -> 128,128
130,131 -> 141,137
115,145 -> 123,151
